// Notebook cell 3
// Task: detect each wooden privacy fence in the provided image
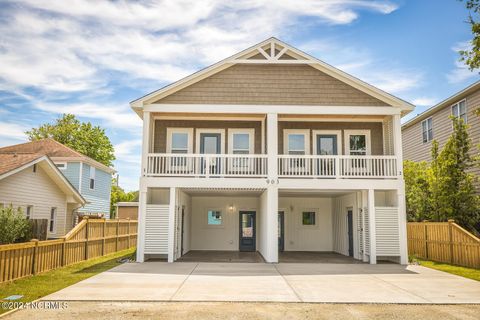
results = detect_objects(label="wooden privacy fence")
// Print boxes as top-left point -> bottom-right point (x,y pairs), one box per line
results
407,220 -> 480,269
0,218 -> 138,283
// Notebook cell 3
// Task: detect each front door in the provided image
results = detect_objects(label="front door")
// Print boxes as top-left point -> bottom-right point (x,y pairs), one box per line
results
316,135 -> 338,155
316,135 -> 338,175
200,133 -> 221,174
347,209 -> 354,257
239,211 -> 256,251
278,211 -> 285,252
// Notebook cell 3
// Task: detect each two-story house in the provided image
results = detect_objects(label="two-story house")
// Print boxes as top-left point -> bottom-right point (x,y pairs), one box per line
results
131,38 -> 414,265
0,139 -> 115,225
402,81 -> 480,191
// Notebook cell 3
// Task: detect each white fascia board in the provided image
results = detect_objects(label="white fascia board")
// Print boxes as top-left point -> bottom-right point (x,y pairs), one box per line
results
141,177 -> 269,189
144,104 -> 401,115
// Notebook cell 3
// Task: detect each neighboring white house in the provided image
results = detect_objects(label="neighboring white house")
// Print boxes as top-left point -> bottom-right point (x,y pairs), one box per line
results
131,37 -> 413,264
0,153 -> 86,238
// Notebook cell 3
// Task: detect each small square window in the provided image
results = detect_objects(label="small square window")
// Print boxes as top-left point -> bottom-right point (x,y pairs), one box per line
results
302,212 -> 316,225
207,210 -> 222,225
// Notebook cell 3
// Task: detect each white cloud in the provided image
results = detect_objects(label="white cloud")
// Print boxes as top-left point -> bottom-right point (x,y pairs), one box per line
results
34,102 -> 142,131
411,97 -> 437,107
0,122 -> 29,147
446,41 -> 478,84
0,0 -> 399,94
114,139 -> 142,164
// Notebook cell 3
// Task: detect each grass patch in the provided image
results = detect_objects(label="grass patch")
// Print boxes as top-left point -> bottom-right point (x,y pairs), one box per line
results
411,257 -> 480,281
0,248 -> 135,315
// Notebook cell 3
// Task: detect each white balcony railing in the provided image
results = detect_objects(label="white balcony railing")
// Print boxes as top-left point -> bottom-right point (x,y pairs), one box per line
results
278,155 -> 398,178
146,154 -> 398,179
146,153 -> 268,177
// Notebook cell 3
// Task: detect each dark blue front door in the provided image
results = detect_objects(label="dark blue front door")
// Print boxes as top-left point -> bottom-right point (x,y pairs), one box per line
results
347,210 -> 354,257
239,211 -> 256,251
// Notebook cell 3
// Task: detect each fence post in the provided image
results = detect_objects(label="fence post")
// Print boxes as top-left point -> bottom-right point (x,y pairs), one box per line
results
102,219 -> 106,256
84,217 -> 89,261
115,219 -> 120,252
423,220 -> 429,260
127,218 -> 131,248
31,239 -> 39,275
61,238 -> 66,266
448,219 -> 454,264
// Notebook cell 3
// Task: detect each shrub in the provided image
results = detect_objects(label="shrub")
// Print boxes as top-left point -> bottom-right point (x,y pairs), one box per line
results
0,205 -> 32,244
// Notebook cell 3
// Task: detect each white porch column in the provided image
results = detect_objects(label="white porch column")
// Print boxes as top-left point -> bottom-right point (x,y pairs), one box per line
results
368,189 -> 377,264
392,114 -> 403,177
168,187 -> 176,263
141,111 -> 152,177
267,113 -> 278,179
136,188 -> 147,262
361,190 -> 368,262
397,184 -> 408,264
265,113 -> 278,263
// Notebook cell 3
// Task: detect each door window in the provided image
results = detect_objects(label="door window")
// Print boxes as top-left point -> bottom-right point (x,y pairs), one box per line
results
317,135 -> 337,155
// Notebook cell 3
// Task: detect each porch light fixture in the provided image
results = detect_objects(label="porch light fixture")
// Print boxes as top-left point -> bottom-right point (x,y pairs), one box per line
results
229,204 -> 234,212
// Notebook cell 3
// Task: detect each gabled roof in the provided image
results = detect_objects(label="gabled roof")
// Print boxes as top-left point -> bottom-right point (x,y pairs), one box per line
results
402,80 -> 480,129
0,153 -> 86,205
0,139 -> 115,174
0,153 -> 44,176
131,37 -> 414,116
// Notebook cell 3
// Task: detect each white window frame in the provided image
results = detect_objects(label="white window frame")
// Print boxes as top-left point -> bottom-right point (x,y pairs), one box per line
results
312,130 -> 342,155
300,208 -> 318,229
89,166 -> 95,190
26,205 -> 33,219
283,129 -> 310,155
166,128 -> 194,154
228,128 -> 255,154
49,207 -> 57,233
421,117 -> 433,143
195,129 -> 225,154
451,99 -> 468,124
205,208 -> 224,228
55,162 -> 67,170
344,130 -> 371,155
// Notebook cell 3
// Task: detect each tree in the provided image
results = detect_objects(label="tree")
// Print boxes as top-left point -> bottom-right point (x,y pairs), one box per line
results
110,179 -> 138,218
404,160 -> 432,221
0,206 -> 31,244
404,116 -> 480,231
26,114 -> 115,167
459,0 -> 480,70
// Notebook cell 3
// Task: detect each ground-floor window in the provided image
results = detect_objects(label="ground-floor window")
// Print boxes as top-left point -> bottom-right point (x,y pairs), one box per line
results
207,209 -> 223,225
302,211 -> 316,226
49,207 -> 57,232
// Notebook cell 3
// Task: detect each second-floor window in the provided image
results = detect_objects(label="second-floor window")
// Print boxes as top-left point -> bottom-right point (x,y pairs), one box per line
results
89,166 -> 95,189
171,133 -> 189,154
452,100 -> 467,123
422,118 -> 433,143
285,130 -> 309,155
228,129 -> 254,154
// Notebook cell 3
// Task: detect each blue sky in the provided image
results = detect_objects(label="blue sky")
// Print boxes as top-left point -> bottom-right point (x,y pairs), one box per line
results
0,0 -> 478,191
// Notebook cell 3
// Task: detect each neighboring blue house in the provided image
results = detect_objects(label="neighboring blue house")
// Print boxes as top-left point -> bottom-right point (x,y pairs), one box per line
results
0,139 -> 115,222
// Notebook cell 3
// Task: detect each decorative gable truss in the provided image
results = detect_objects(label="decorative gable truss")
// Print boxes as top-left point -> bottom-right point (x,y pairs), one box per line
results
232,41 -> 310,64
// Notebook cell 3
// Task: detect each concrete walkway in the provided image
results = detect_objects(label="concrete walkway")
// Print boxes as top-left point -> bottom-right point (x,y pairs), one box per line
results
43,262 -> 480,304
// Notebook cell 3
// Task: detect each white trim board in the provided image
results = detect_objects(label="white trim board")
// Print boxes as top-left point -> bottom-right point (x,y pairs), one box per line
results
144,104 -> 402,116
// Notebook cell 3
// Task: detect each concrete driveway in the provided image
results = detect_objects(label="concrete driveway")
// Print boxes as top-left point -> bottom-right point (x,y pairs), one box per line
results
43,262 -> 480,304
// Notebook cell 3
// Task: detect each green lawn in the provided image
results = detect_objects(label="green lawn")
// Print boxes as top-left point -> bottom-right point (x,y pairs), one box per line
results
412,257 -> 480,282
0,248 -> 135,315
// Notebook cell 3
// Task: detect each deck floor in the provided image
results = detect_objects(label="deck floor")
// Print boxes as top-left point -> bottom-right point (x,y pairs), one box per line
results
176,251 -> 363,264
